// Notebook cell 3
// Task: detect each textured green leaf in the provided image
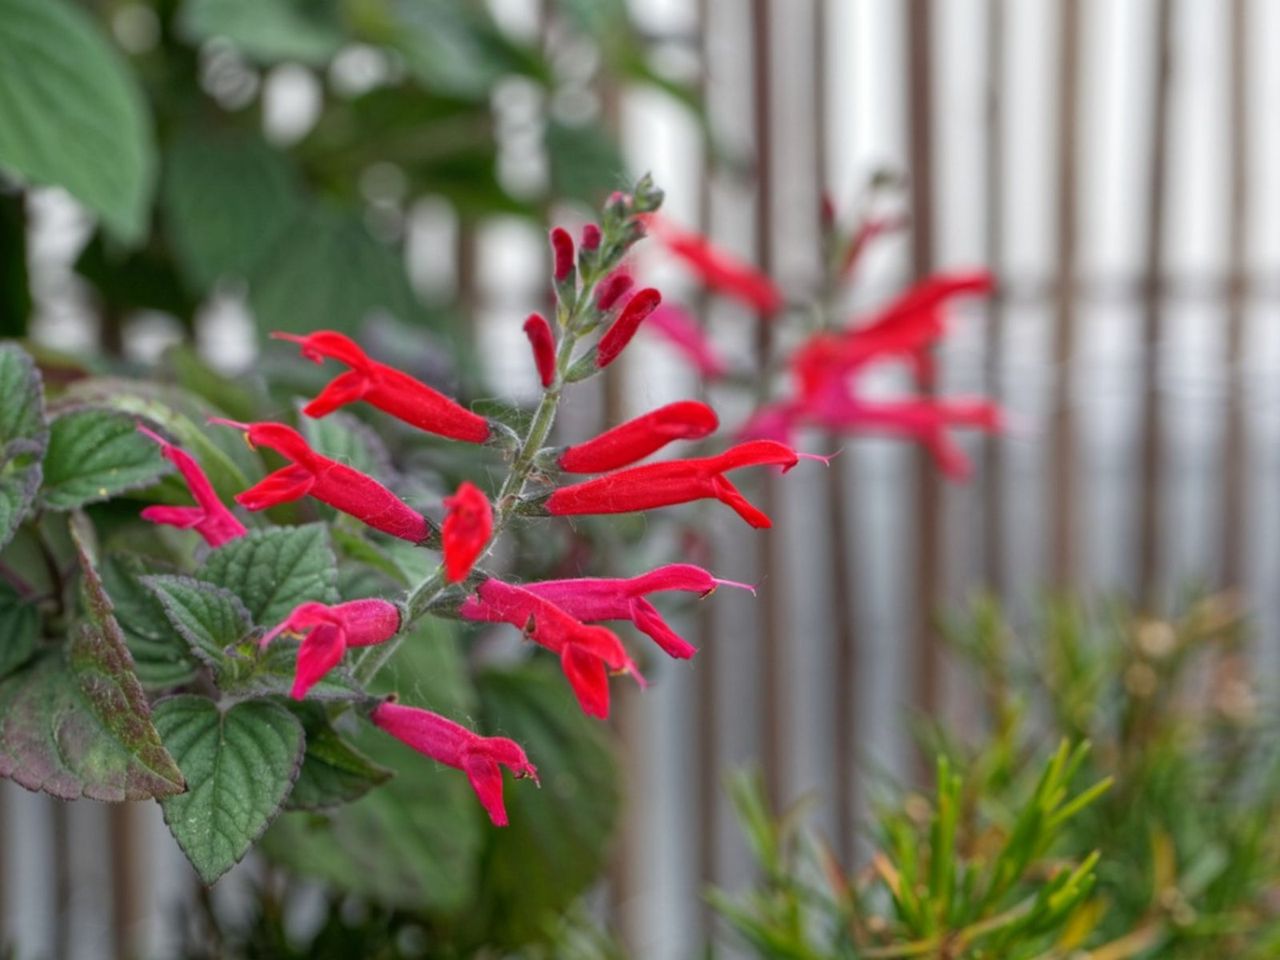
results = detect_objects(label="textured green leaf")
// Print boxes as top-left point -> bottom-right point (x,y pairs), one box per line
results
101,555 -> 200,689
286,705 -> 391,811
0,0 -> 154,242
178,0 -> 344,65
0,343 -> 47,549
163,129 -> 304,290
0,521 -> 184,800
248,207 -> 422,336
200,524 -> 337,627
466,662 -> 620,945
261,620 -> 482,912
143,575 -> 255,668
0,580 -> 39,679
41,407 -> 169,510
154,695 -> 305,884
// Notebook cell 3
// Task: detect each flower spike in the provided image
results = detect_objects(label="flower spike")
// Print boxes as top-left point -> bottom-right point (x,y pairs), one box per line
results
371,702 -> 537,826
273,330 -> 490,444
136,424 -> 246,548
597,288 -> 662,368
550,227 -> 576,284
594,271 -> 634,312
211,418 -> 433,543
442,481 -> 492,583
558,401 -> 719,474
522,313 -> 557,388
262,599 -> 400,699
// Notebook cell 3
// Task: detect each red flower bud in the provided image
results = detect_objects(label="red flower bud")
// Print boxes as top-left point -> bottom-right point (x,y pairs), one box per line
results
137,425 -> 246,547
596,287 -> 662,368
521,564 -> 754,659
558,401 -> 719,474
546,439 -> 806,528
550,227 -> 575,283
212,419 -> 431,543
581,223 -> 602,251
273,331 -> 489,444
641,213 -> 784,315
371,702 -> 537,826
442,481 -> 492,583
522,313 -> 556,388
461,579 -> 644,719
262,599 -> 400,699
594,270 -> 634,311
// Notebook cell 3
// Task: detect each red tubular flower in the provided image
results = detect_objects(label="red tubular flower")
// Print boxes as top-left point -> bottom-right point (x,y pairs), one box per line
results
137,425 -> 246,548
522,564 -> 754,659
371,701 -> 537,827
550,227 -> 575,283
597,287 -> 662,368
645,303 -> 728,380
522,313 -> 557,388
641,213 -> 784,315
262,599 -> 400,699
442,481 -> 492,583
212,419 -> 432,543
558,401 -> 719,474
837,214 -> 909,283
273,330 -> 490,444
546,439 -> 804,529
594,270 -> 634,311
581,223 -> 601,251
460,579 -> 644,719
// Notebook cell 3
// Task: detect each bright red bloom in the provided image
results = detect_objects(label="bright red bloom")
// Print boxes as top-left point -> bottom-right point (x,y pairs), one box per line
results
212,419 -> 431,543
581,223 -> 601,251
550,227 -> 575,283
442,481 -> 492,583
545,439 -> 806,529
262,599 -> 400,700
594,270 -> 634,311
521,564 -> 753,659
522,313 -> 557,388
273,330 -> 490,444
597,287 -> 662,368
837,214 -> 909,283
371,701 -> 537,827
640,213 -> 784,315
558,401 -> 719,474
460,579 -> 644,719
645,303 -> 728,380
137,425 -> 246,548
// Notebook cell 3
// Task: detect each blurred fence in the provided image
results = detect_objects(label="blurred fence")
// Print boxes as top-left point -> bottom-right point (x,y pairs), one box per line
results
6,0 -> 1280,957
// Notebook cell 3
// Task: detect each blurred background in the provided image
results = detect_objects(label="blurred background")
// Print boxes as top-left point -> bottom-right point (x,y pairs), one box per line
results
3,0 -> 1279,957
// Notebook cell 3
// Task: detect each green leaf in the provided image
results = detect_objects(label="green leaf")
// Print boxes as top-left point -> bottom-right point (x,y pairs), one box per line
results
0,520 -> 184,800
0,0 -> 154,242
178,0 -> 344,65
143,575 -> 255,669
248,206 -> 422,337
546,120 -> 628,207
200,524 -> 337,627
261,620 -> 483,913
0,343 -> 47,549
467,662 -> 621,946
162,128 -> 304,290
101,554 -> 200,689
73,230 -> 200,319
286,705 -> 392,811
0,580 -> 39,679
41,407 -> 169,510
154,695 -> 305,884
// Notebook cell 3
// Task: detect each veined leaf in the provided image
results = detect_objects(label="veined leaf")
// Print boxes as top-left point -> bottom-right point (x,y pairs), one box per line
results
101,555 -> 200,689
41,407 -> 169,510
200,524 -> 337,627
143,574 -> 255,669
0,580 -> 39,679
0,343 -> 47,549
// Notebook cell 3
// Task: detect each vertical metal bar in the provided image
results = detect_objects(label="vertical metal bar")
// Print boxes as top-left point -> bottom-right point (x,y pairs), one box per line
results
1139,0 -> 1174,604
1221,0 -> 1248,588
906,0 -> 939,727
110,805 -> 139,959
751,0 -> 786,812
982,0 -> 1006,597
52,801 -> 70,960
1050,0 -> 1082,587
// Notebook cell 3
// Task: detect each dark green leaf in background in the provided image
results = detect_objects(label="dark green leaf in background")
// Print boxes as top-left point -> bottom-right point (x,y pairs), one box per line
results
154,695 -> 305,884
0,342 -> 47,549
200,524 -> 337,627
0,0 -> 155,242
178,0 -> 345,66
286,704 -> 392,812
0,580 -> 39,680
546,120 -> 628,208
41,407 -> 170,510
102,554 -> 200,689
